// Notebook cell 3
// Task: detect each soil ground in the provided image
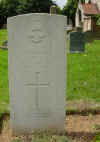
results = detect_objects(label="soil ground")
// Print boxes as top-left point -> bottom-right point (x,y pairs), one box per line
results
66,115 -> 100,142
0,115 -> 100,142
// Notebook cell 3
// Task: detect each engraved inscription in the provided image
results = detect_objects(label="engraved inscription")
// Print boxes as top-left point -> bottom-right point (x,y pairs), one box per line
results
32,112 -> 50,118
27,20 -> 50,57
30,110 -> 51,118
29,20 -> 47,44
29,29 -> 47,44
25,72 -> 49,109
24,111 -> 51,120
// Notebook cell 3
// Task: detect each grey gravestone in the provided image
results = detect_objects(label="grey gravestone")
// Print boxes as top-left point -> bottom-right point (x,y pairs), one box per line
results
69,31 -> 85,53
7,14 -> 67,134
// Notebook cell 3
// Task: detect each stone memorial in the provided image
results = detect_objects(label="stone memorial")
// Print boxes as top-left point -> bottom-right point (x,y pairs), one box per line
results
7,13 -> 67,134
69,30 -> 85,53
50,5 -> 57,14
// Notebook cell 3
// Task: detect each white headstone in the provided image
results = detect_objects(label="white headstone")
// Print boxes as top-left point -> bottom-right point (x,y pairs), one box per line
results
7,13 -> 67,134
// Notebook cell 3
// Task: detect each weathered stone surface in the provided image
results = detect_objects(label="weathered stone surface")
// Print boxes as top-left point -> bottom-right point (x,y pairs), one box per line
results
7,13 -> 67,134
70,31 -> 85,53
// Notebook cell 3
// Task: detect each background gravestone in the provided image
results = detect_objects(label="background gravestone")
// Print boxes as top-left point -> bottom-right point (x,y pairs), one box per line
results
50,5 -> 57,14
69,31 -> 85,53
8,14 -> 67,134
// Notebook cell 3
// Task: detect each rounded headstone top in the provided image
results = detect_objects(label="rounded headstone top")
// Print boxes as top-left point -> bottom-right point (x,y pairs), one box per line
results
7,13 -> 67,22
50,5 -> 57,14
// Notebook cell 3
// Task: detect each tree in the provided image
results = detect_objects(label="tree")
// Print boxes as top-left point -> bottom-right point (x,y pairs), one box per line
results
1,0 -> 56,17
56,5 -> 62,14
95,15 -> 100,26
3,0 -> 25,17
62,0 -> 79,26
23,0 -> 54,13
0,0 -> 7,27
0,0 -> 55,27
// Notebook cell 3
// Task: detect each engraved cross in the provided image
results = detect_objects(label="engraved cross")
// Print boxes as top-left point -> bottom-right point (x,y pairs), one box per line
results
26,72 -> 49,109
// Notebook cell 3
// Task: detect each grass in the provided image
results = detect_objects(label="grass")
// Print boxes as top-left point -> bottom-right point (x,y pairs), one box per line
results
67,40 -> 100,102
0,29 -> 7,47
0,48 -> 9,116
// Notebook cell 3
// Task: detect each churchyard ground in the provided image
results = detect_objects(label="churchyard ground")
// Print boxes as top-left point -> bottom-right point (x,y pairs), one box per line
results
0,29 -> 100,142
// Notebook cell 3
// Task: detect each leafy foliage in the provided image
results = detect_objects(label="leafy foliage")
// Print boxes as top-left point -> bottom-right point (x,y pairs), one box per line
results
0,0 -> 7,28
96,15 -> 100,26
62,0 -> 90,25
23,0 -> 54,13
62,0 -> 79,26
0,0 -> 56,27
